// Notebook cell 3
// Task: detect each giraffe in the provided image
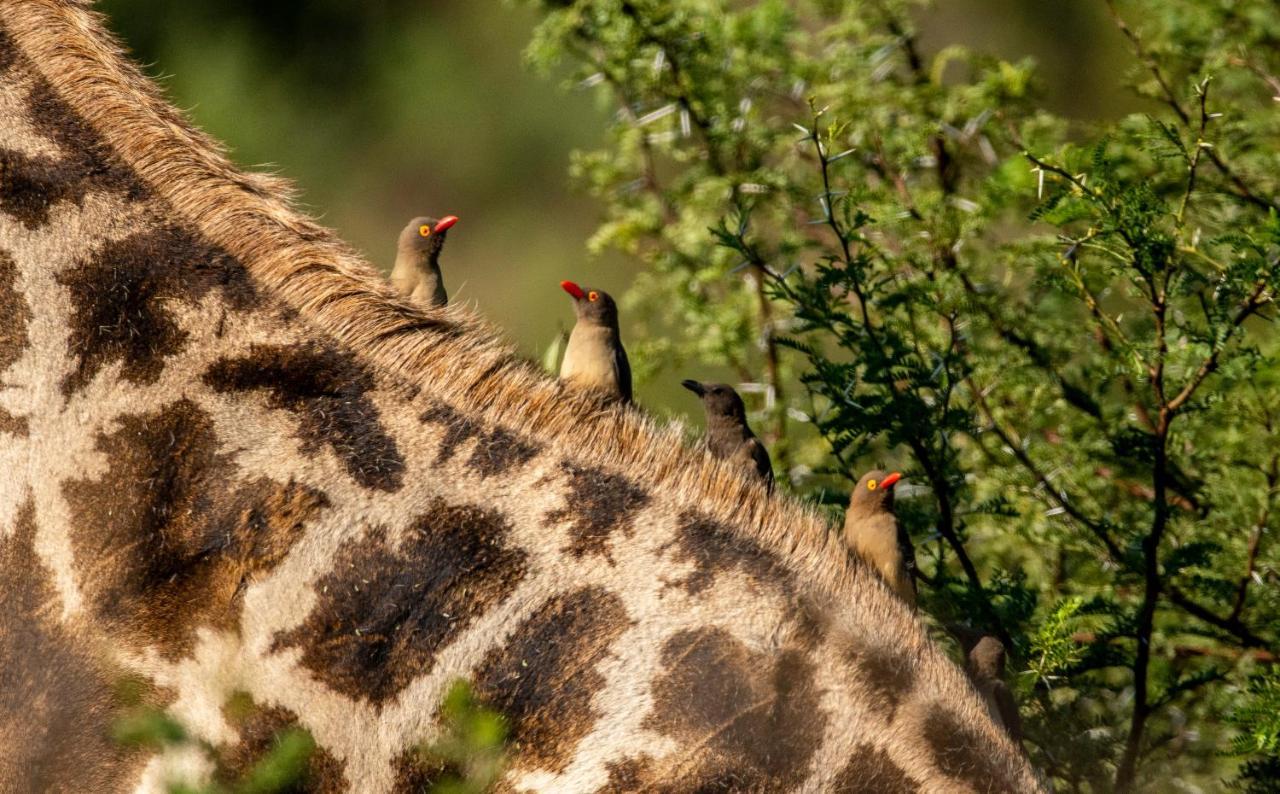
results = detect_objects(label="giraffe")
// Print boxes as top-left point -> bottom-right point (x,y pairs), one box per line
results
0,3 -> 1045,792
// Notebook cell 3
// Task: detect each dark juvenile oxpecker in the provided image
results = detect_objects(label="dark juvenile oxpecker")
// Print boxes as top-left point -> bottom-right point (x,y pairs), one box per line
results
843,470 -> 915,607
390,215 -> 458,307
558,281 -> 631,404
967,635 -> 1024,745
681,380 -> 774,491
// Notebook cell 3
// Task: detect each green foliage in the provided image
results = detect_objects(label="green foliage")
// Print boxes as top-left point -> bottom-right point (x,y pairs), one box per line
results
412,680 -> 508,794
1228,670 -> 1280,793
112,698 -> 315,794
527,0 -> 1279,790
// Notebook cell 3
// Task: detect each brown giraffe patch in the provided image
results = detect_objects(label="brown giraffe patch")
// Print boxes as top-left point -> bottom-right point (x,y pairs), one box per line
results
832,744 -> 921,793
419,402 -> 541,478
848,645 -> 916,723
0,407 -> 27,436
216,694 -> 346,792
0,26 -> 14,76
0,499 -> 149,790
924,706 -> 1018,794
0,247 -> 31,374
473,586 -> 629,774
0,76 -> 147,230
274,499 -> 528,705
663,510 -> 793,596
204,342 -> 405,492
643,627 -> 827,790
599,756 -> 661,792
58,224 -> 257,395
63,399 -> 328,658
546,463 -> 649,562
392,745 -> 448,794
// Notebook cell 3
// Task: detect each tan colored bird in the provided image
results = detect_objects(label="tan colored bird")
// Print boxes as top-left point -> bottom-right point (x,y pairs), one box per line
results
681,379 -> 773,491
967,636 -> 1024,745
558,281 -> 631,404
390,214 -> 458,307
843,470 -> 915,606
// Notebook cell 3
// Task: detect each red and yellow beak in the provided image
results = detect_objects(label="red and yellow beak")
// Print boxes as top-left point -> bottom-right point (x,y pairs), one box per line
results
881,472 -> 902,489
434,215 -> 459,233
560,280 -> 586,300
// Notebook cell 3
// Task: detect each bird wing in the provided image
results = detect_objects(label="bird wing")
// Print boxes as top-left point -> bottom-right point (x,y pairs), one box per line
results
896,521 -> 918,597
748,436 -> 774,491
613,343 -> 633,403
992,681 -> 1024,743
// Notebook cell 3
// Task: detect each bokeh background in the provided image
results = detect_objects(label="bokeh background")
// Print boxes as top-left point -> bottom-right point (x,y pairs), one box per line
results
96,0 -> 1137,413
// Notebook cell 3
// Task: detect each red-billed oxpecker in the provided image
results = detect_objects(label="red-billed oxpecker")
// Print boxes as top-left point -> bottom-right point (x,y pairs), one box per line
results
390,215 -> 458,307
967,636 -> 1025,746
681,380 -> 774,492
558,281 -> 631,404
843,470 -> 915,607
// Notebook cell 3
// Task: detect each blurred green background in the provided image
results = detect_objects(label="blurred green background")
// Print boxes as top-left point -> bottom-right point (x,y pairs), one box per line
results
96,0 -> 1135,413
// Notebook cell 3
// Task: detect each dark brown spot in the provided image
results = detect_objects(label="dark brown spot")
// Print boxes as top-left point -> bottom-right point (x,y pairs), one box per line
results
63,399 -> 328,658
392,745 -> 448,793
0,499 -> 149,789
473,586 -> 629,774
58,224 -> 256,395
832,744 -> 920,793
598,755 -> 657,792
0,247 -> 31,374
274,499 -> 527,705
924,706 -> 1018,794
0,78 -> 147,229
643,627 -> 826,790
420,402 -> 541,478
663,510 -> 792,596
546,463 -> 649,563
205,342 -> 404,492
0,26 -> 15,77
848,646 -> 916,723
0,407 -> 26,436
217,694 -> 346,792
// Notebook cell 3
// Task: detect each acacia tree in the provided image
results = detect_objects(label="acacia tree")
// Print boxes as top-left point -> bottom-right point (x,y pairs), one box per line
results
525,0 -> 1279,789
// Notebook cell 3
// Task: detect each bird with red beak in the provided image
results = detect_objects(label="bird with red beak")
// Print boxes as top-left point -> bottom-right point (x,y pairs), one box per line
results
558,280 -> 631,404
843,470 -> 915,606
390,214 -> 458,308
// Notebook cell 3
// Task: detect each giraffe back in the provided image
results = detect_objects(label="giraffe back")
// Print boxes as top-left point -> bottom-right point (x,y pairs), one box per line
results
0,3 -> 1042,792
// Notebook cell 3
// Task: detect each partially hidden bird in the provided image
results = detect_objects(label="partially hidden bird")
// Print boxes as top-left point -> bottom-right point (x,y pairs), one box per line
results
967,636 -> 1024,745
390,214 -> 458,307
681,380 -> 774,491
558,281 -> 631,404
843,470 -> 915,607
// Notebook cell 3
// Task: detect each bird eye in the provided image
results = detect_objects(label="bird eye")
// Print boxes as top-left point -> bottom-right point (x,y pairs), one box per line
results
867,479 -> 878,490
588,291 -> 599,302
418,225 -> 432,237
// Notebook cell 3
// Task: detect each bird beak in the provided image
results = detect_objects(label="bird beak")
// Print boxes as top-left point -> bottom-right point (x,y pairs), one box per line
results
681,379 -> 705,396
560,280 -> 586,300
881,472 -> 902,489
433,215 -> 459,233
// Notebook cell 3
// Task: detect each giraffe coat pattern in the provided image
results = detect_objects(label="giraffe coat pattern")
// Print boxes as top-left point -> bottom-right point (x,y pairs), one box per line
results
0,3 -> 1044,792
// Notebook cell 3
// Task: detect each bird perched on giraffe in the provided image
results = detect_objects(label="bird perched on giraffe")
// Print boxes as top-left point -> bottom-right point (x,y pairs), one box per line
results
558,281 -> 631,404
843,470 -> 915,606
390,214 -> 458,307
682,379 -> 773,491
967,635 -> 1024,745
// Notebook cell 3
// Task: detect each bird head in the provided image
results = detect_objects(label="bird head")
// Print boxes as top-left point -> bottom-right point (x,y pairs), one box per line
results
681,379 -> 747,423
968,635 -> 1007,677
560,280 -> 619,327
849,469 -> 902,512
399,215 -> 458,262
